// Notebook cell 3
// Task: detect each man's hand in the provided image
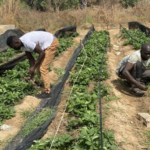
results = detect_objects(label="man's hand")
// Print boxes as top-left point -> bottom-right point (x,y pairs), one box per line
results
122,62 -> 147,91
28,66 -> 35,79
137,83 -> 147,91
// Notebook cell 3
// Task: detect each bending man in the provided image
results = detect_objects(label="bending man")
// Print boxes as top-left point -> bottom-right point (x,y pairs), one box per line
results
6,31 -> 59,99
116,43 -> 150,96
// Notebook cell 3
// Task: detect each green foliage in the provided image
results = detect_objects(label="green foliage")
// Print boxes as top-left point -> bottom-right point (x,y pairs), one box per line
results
28,133 -> 75,150
70,31 -> 109,85
0,103 -> 15,125
21,0 -> 80,11
66,111 -> 100,130
55,32 -> 79,57
0,48 -> 22,64
121,28 -> 150,49
73,127 -> 118,150
21,0 -> 47,11
144,131 -> 150,148
120,0 -> 141,8
20,108 -> 34,119
50,0 -> 80,11
0,59 -> 37,106
21,108 -> 52,137
55,37 -> 73,57
67,93 -> 98,117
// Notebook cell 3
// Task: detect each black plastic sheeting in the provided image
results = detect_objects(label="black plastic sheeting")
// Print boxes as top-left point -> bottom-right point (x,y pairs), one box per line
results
54,26 -> 76,38
0,53 -> 27,74
0,29 -> 24,53
0,26 -> 76,74
128,21 -> 150,36
3,25 -> 95,150
0,28 -> 46,53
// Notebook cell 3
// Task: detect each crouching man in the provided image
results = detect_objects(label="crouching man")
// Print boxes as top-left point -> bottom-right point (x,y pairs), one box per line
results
116,43 -> 150,96
6,31 -> 59,99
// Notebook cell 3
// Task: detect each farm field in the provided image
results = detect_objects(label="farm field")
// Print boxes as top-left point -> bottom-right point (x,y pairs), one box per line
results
28,26 -> 150,150
1,23 -> 150,150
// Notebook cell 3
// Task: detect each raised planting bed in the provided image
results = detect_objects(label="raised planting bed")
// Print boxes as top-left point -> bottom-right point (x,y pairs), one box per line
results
128,21 -> 150,36
120,27 -> 150,49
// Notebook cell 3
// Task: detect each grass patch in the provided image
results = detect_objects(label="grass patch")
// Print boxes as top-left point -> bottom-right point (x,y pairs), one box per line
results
144,131 -> 150,148
20,108 -> 34,120
53,68 -> 65,77
21,108 -> 52,137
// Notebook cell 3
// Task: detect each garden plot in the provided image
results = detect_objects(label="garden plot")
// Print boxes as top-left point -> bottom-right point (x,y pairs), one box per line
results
0,32 -> 78,150
27,29 -> 119,150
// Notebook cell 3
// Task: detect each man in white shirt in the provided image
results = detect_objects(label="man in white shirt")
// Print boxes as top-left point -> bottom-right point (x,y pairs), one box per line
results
6,31 -> 59,99
116,43 -> 150,97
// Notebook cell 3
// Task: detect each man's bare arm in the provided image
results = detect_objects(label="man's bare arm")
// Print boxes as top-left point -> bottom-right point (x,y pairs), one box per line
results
25,51 -> 35,67
26,45 -> 45,79
122,62 -> 147,91
32,45 -> 45,69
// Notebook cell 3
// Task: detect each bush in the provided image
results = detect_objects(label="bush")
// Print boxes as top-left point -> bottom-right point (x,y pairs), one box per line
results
21,0 -> 80,11
120,0 -> 141,8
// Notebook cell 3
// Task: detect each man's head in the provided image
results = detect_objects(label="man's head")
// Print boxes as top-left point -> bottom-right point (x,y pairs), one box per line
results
6,36 -> 22,50
141,43 -> 150,60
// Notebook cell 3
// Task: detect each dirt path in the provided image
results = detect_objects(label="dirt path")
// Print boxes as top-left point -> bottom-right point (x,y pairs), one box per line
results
104,28 -> 150,150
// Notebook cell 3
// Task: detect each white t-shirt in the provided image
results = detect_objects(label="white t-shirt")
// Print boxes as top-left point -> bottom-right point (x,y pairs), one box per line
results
116,50 -> 150,75
20,31 -> 55,52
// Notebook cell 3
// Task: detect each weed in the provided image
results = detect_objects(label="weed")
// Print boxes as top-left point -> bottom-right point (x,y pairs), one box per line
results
20,108 -> 34,120
21,108 -> 52,137
53,68 -> 65,77
105,95 -> 117,101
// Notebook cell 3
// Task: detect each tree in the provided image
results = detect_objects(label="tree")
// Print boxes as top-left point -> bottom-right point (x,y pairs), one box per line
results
21,0 -> 47,11
120,0 -> 141,8
80,0 -> 87,9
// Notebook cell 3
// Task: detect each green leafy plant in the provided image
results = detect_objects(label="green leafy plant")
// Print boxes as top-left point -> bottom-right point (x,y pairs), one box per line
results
121,28 -> 150,49
0,48 -> 22,64
28,133 -> 75,150
0,103 -> 15,125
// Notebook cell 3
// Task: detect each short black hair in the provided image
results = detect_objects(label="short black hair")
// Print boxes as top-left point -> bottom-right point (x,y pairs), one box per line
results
6,36 -> 17,46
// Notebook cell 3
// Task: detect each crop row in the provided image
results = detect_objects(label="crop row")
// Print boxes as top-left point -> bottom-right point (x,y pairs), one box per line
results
121,28 -> 150,49
0,35 -> 75,125
0,48 -> 23,63
28,31 -> 118,150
